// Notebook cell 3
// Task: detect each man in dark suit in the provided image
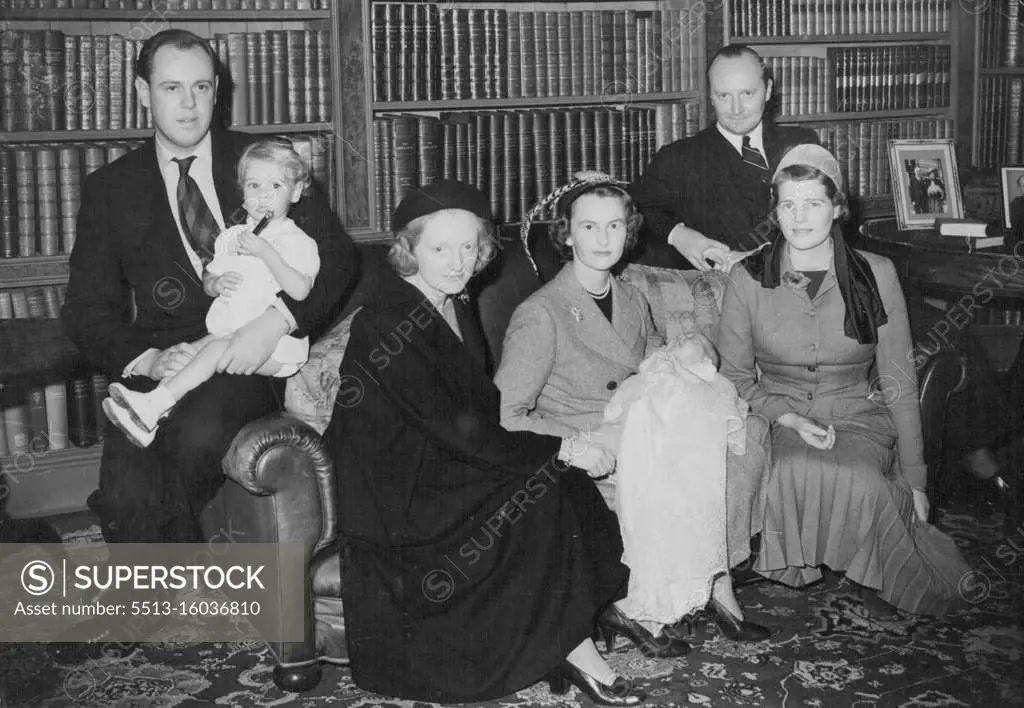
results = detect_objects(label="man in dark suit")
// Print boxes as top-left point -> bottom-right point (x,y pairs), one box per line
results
630,44 -> 820,270
61,30 -> 358,550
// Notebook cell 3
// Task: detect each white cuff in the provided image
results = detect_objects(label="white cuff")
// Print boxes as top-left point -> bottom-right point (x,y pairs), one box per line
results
122,348 -> 159,379
667,223 -> 689,249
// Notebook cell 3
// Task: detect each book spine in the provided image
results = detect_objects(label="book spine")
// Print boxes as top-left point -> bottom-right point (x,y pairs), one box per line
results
501,111 -> 518,221
245,33 -> 262,125
43,30 -> 64,131
26,386 -> 48,452
35,147 -> 59,256
269,31 -> 287,124
517,110 -> 535,218
67,377 -> 92,448
14,148 -> 35,257
3,391 -> 30,455
303,30 -> 317,124
21,31 -> 46,131
108,35 -> 125,131
125,38 -> 138,130
0,31 -> 19,132
426,4 -> 441,101
0,150 -> 15,258
93,35 -> 110,130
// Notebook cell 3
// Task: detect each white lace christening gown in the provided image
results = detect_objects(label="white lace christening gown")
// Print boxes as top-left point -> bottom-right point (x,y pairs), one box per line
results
599,336 -> 749,624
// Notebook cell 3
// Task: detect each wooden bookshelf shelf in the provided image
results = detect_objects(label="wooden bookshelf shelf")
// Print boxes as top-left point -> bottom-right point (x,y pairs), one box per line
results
978,67 -> 1024,76
2,443 -> 101,473
0,123 -> 335,144
3,9 -> 329,20
0,256 -> 70,288
371,92 -> 701,112
2,443 -> 103,519
728,32 -> 949,44
778,108 -> 952,123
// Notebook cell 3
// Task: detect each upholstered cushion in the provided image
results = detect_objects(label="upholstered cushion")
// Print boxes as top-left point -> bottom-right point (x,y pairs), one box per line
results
284,307 -> 362,434
619,264 -> 728,342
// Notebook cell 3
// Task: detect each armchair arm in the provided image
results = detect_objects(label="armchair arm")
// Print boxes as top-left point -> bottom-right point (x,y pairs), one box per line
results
221,413 -> 339,555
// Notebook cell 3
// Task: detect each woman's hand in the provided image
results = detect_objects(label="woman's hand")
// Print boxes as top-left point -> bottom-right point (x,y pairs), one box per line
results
911,488 -> 930,523
777,412 -> 836,450
559,437 -> 616,478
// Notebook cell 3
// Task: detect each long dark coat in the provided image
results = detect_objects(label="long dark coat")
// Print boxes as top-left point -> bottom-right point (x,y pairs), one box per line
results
325,268 -> 627,702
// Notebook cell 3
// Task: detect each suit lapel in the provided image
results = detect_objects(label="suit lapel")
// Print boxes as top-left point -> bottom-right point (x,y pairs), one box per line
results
552,265 -> 641,369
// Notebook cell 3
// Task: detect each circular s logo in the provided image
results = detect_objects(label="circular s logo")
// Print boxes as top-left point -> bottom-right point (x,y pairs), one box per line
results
152,276 -> 185,311
421,569 -> 454,603
21,560 -> 55,596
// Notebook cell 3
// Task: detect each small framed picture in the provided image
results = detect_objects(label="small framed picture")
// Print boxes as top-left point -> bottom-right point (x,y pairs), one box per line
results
1000,167 -> 1024,230
887,139 -> 964,230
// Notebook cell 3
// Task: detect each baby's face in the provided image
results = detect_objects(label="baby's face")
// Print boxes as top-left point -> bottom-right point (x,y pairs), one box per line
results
241,159 -> 302,221
675,333 -> 720,369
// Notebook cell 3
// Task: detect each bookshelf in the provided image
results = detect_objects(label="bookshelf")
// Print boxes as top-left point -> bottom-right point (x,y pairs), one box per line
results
0,7 -> 345,518
1,0 -> 712,516
337,0 -> 711,239
971,1 -> 1024,169
723,0 -> 958,220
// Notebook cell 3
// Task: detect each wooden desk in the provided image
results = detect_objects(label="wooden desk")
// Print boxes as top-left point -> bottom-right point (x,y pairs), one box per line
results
860,218 -> 1024,370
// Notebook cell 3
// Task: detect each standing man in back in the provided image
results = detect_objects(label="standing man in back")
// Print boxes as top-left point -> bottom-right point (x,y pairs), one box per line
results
631,44 -> 819,270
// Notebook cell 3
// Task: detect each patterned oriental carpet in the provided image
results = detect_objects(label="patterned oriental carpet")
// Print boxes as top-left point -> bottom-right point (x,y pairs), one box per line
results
2,505 -> 1022,708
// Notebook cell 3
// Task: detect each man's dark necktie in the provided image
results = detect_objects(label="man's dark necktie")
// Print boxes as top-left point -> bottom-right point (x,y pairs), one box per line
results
742,135 -> 769,171
172,156 -> 220,264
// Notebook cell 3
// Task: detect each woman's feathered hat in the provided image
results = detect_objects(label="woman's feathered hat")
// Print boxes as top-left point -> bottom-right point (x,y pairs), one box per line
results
519,171 -> 630,278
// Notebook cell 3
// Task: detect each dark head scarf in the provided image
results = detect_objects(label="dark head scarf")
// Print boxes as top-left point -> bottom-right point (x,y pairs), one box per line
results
747,145 -> 888,344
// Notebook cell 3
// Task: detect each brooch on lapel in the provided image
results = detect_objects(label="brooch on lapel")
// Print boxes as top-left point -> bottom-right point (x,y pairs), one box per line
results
570,305 -> 584,322
457,291 -> 470,304
781,271 -> 811,291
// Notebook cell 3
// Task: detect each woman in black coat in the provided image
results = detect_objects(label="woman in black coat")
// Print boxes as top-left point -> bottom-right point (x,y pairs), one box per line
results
324,180 -> 645,706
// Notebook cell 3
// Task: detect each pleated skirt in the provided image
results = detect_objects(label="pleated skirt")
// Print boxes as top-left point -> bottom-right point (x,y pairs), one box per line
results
754,425 -> 971,615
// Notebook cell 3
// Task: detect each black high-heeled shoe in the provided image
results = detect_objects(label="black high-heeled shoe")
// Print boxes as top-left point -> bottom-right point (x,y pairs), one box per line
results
597,604 -> 690,658
547,661 -> 647,706
707,598 -> 772,642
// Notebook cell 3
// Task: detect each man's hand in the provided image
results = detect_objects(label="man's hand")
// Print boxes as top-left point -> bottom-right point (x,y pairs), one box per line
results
216,308 -> 290,375
669,225 -> 731,271
777,413 -> 836,450
211,272 -> 243,298
911,488 -> 930,523
140,343 -> 197,381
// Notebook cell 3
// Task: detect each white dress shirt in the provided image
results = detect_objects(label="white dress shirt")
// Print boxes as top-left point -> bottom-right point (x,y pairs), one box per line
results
716,120 -> 766,161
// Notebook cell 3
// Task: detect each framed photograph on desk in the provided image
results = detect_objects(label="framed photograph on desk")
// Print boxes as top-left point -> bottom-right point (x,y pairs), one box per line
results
1000,167 -> 1024,231
887,139 -> 964,230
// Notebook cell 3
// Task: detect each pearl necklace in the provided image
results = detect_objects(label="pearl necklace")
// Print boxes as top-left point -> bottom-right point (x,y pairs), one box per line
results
584,280 -> 611,298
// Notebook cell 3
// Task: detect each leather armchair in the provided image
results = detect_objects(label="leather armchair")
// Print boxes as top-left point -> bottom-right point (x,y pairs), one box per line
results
205,231 -> 967,692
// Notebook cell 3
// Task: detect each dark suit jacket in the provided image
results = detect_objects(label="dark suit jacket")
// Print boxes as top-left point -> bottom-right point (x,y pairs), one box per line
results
630,122 -> 819,268
62,130 -> 358,376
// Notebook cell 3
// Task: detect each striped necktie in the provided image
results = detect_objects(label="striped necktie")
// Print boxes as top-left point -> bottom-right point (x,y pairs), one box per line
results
172,156 -> 220,264
741,135 -> 769,171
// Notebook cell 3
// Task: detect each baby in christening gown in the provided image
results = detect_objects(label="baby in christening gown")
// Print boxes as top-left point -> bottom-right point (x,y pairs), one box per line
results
593,332 -> 749,625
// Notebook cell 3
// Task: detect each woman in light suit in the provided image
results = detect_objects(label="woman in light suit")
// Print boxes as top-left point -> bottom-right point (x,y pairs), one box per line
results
716,144 -> 970,615
495,173 -> 770,658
